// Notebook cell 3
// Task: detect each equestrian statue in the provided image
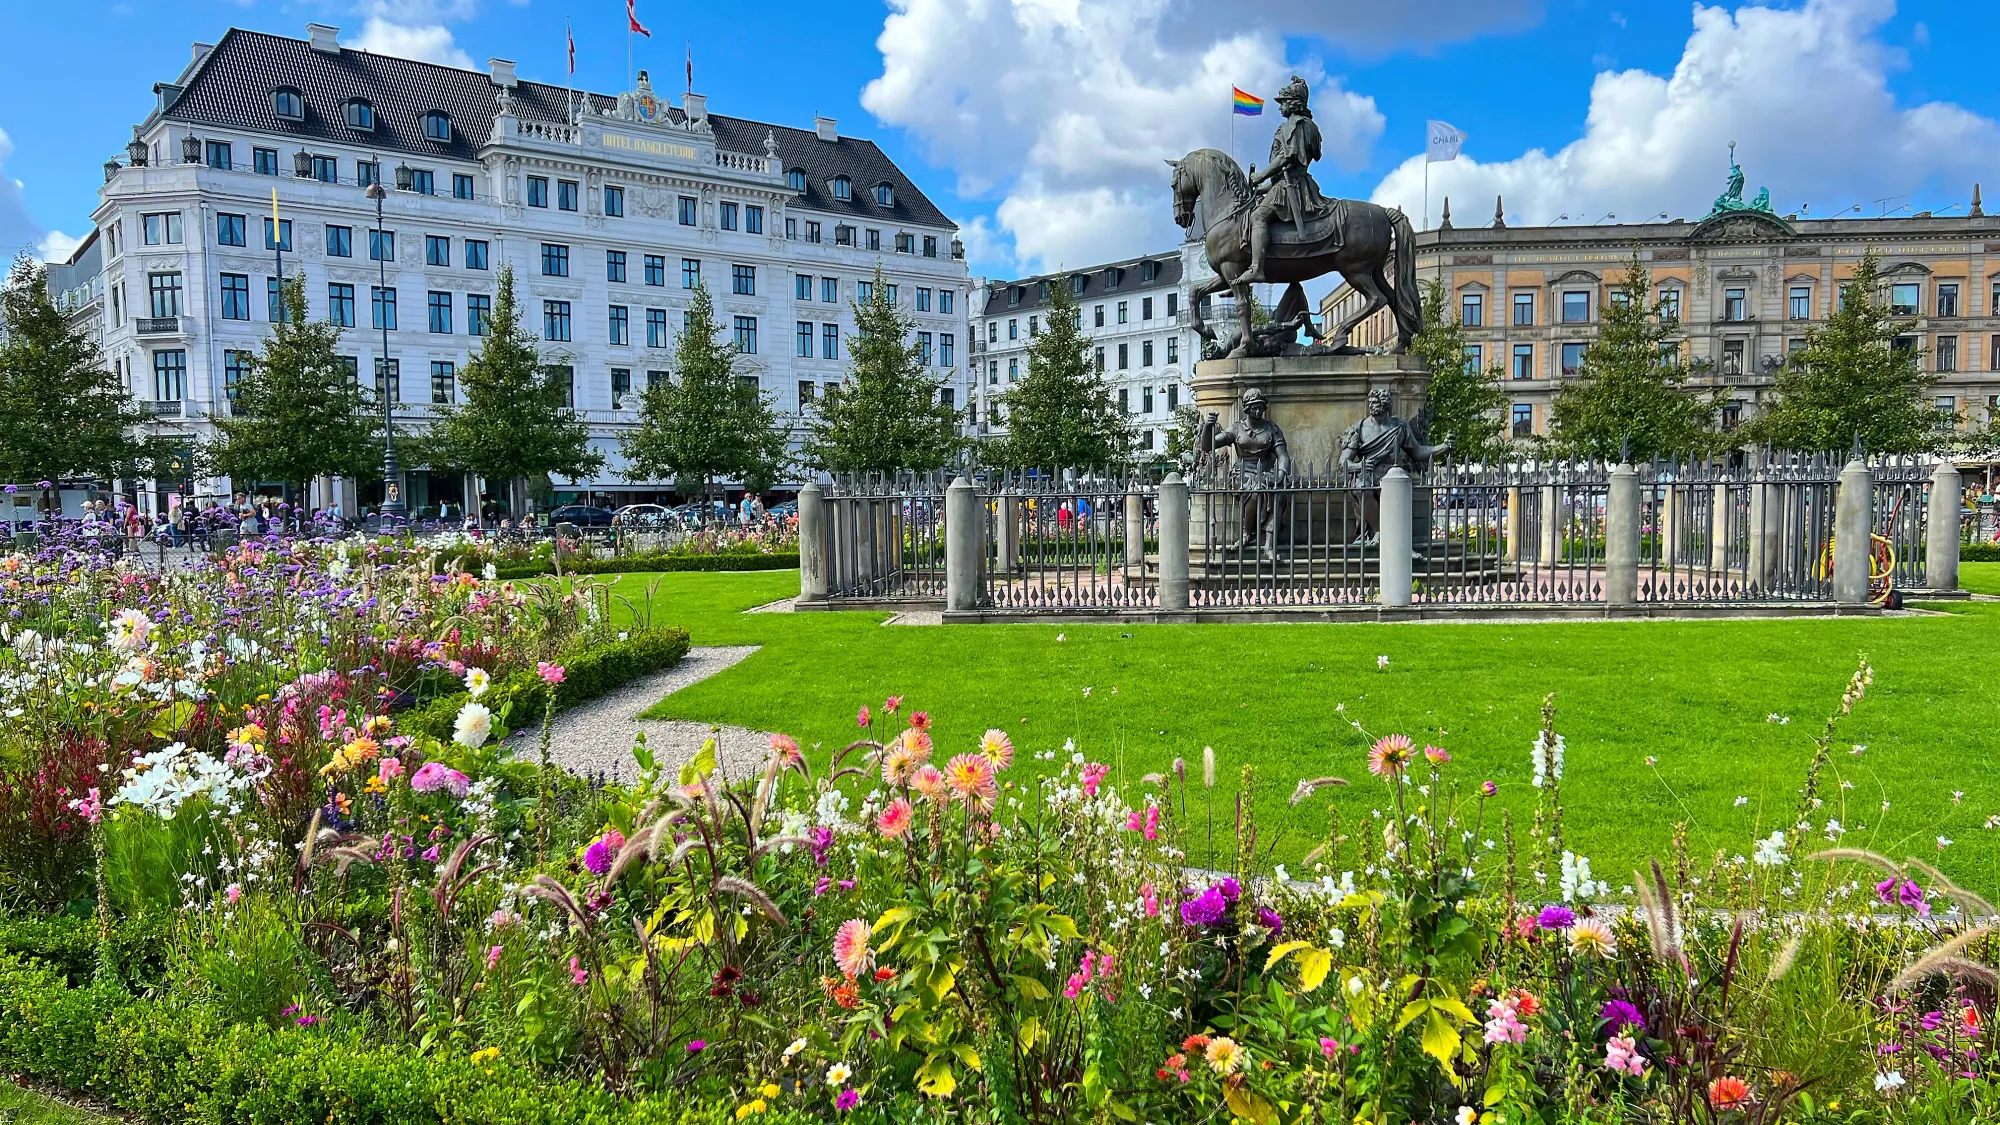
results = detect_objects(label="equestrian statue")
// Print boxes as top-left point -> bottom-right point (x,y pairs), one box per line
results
1167,76 -> 1421,359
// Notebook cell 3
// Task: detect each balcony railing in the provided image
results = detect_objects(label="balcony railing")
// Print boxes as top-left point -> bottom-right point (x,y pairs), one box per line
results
147,400 -> 184,418
135,317 -> 180,336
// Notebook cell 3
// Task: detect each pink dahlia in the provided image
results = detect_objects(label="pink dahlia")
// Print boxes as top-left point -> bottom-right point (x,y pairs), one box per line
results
833,918 -> 873,979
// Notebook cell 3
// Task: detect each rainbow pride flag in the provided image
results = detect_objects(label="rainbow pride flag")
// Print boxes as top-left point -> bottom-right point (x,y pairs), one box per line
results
1232,87 -> 1263,116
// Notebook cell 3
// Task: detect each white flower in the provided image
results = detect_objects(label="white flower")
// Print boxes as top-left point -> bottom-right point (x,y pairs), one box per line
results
1733,795 -> 1749,807
1328,927 -> 1346,949
453,702 -> 494,748
1346,976 -> 1365,997
482,562 -> 498,581
107,608 -> 151,653
783,1038 -> 806,1060
1752,830 -> 1789,867
1457,1107 -> 1479,1125
464,667 -> 491,698
1823,819 -> 1845,840
1875,1070 -> 1905,1092
1530,731 -> 1564,788
1937,836 -> 1953,849
825,1063 -> 851,1086
1376,655 -> 1390,670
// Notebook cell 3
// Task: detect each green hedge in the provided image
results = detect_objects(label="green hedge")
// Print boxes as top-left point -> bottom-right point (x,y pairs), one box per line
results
1962,541 -> 2000,561
0,957 -> 759,1125
487,553 -> 798,580
400,627 -> 691,743
0,914 -> 167,985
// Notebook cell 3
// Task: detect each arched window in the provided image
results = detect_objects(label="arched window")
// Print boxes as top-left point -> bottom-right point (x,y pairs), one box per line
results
344,99 -> 374,130
872,182 -> 894,207
420,111 -> 452,142
831,175 -> 851,201
787,168 -> 806,192
272,88 -> 304,121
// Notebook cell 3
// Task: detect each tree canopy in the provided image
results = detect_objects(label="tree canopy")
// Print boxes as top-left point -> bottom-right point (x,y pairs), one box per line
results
800,266 -> 963,474
1407,277 -> 1508,463
620,282 -> 791,496
0,254 -> 156,487
995,275 -> 1129,469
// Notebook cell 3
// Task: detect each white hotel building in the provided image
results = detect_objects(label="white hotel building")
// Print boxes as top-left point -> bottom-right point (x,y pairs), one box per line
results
88,22 -> 967,514
965,244 -> 1213,457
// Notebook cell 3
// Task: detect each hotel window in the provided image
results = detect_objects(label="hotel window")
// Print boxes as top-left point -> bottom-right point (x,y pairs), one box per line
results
732,264 -> 756,296
1511,403 -> 1532,438
1561,291 -> 1590,323
1167,292 -> 1178,318
611,367 -> 631,405
1139,386 -> 1153,414
1166,384 -> 1178,411
918,332 -> 933,365
832,175 -> 851,201
328,284 -> 355,327
648,370 -> 669,390
796,274 -> 812,300
822,277 -> 839,303
253,147 -> 278,176
1463,344 -> 1481,374
1657,287 -> 1681,321
1722,288 -> 1747,322
1890,283 -> 1920,316
679,196 -> 698,225
205,140 -> 231,169
797,322 -> 813,357
357,161 -> 378,188
1094,305 -> 1105,328
785,217 -> 798,239
1937,282 -> 1960,318
987,360 -> 998,385
1118,388 -> 1129,413
720,201 -> 738,230
1937,335 -> 1959,372
988,321 -> 998,344
371,287 -> 398,331
647,308 -> 668,347
941,290 -> 954,314
1010,358 -> 1020,381
267,278 -> 291,323
430,361 -> 455,404
797,380 -> 816,406
465,240 -> 488,270
1512,292 -> 1534,326
216,213 -> 246,247
142,212 -> 182,246
1721,339 -> 1745,375
1029,316 -> 1038,337
606,250 -> 627,283
1938,395 -> 1957,412
805,220 -> 821,244
147,272 -> 182,318
1142,296 -> 1154,320
541,243 -> 569,277
823,324 -> 839,360
941,333 -> 954,367
1007,318 -> 1017,340
369,229 -> 394,261
858,280 -> 874,302
426,235 -> 451,266
427,291 -> 452,334
1093,348 -> 1104,373
1789,286 -> 1811,320
453,173 -> 476,200
608,305 -> 629,346
527,176 -> 548,207
917,287 -> 932,312
604,185 -> 624,217
467,294 -> 491,336
219,274 -> 250,320
1166,337 -> 1178,364
271,88 -> 303,120
420,111 -> 452,142
223,350 -> 251,410
1610,291 -> 1631,311
1511,343 -> 1534,380
153,350 -> 187,400
553,365 -> 575,407
645,255 -> 665,286
1991,335 -> 2000,372
1117,342 -> 1129,369
543,300 -> 571,341
1721,401 -> 1743,432
1560,342 -> 1586,376
745,205 -> 763,234
733,316 -> 757,354
311,155 -> 337,183
1117,300 -> 1129,324
1142,339 -> 1154,366
408,169 -> 434,195
374,358 -> 401,404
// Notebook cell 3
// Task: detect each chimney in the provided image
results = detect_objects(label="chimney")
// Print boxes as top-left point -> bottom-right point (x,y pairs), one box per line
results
307,23 -> 340,53
814,115 -> 838,143
191,42 -> 213,65
489,58 -> 517,87
683,92 -> 707,129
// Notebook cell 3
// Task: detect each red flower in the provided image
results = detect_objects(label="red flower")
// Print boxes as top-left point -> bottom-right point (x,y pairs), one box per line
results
873,967 -> 897,982
1708,1076 -> 1751,1111
1183,1034 -> 1211,1052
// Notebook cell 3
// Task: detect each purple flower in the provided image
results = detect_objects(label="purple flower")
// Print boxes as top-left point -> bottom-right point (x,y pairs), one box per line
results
809,826 -> 835,867
1536,904 -> 1577,930
583,830 -> 624,875
835,1089 -> 860,1111
1600,999 -> 1645,1034
1179,886 -> 1229,927
294,1014 -> 320,1027
409,761 -> 469,798
1256,907 -> 1284,939
686,1039 -> 707,1053
1218,877 -> 1241,904
1481,780 -> 1498,797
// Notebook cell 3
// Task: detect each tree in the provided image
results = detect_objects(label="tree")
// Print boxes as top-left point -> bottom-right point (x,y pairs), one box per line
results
1547,253 -> 1725,461
0,254 -> 156,494
211,274 -> 381,499
996,274 -> 1130,469
1407,277 -> 1508,463
426,266 -> 602,514
801,266 -> 963,474
1743,253 -> 1945,453
620,282 -> 790,497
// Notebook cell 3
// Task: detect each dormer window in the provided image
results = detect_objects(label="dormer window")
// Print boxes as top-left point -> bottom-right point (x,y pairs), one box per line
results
420,111 -> 452,142
272,87 -> 304,121
1141,260 -> 1159,283
1070,275 -> 1086,296
344,98 -> 375,130
872,182 -> 894,207
786,168 -> 806,192
831,175 -> 851,201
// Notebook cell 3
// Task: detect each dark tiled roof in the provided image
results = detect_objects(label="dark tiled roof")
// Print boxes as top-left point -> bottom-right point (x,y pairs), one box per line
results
981,253 -> 1182,316
159,28 -> 953,230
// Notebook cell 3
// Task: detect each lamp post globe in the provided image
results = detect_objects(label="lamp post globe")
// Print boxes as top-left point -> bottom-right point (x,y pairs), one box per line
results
364,180 -> 404,522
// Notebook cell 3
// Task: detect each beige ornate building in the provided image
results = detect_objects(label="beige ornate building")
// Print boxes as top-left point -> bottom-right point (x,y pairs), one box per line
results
1321,193 -> 2000,442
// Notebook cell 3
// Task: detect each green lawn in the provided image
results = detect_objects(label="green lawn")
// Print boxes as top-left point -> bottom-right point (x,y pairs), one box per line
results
1960,560 -> 2000,595
0,1083 -> 115,1124
602,570 -> 2000,893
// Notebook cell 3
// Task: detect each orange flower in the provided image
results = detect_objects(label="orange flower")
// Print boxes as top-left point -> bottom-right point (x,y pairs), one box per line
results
1708,1076 -> 1751,1111
1182,1034 -> 1211,1052
945,753 -> 997,808
910,765 -> 947,804
873,966 -> 897,982
898,727 -> 934,763
881,746 -> 918,787
1507,988 -> 1541,1017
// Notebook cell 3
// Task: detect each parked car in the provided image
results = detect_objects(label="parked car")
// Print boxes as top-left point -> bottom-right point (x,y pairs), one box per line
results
767,501 -> 799,520
613,503 -> 673,527
548,505 -> 617,528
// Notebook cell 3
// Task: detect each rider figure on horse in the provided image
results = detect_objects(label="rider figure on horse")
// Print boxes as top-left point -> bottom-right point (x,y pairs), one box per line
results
1243,76 -> 1331,284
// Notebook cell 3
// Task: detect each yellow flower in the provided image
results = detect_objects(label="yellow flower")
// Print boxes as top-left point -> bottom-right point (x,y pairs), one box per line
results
733,1101 -> 767,1120
1205,1036 -> 1243,1075
469,1047 -> 500,1065
760,1084 -> 780,1099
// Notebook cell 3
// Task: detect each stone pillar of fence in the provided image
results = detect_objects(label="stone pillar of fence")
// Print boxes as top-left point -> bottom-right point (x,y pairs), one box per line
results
1159,473 -> 1190,612
1503,486 -> 1522,565
1662,485 -> 1682,566
798,481 -> 827,605
1709,483 -> 1731,573
1539,483 -> 1560,563
1124,488 -> 1145,568
1833,457 -> 1873,605
1927,460 -> 1963,592
996,491 -> 1019,574
1380,467 -> 1414,608
944,476 -> 983,614
1605,462 -> 1639,606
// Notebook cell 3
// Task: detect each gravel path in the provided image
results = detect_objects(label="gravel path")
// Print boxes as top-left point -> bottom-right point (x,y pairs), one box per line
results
526,646 -> 774,783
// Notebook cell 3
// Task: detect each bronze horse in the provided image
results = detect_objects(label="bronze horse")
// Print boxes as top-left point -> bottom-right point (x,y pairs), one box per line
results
1167,147 -> 1421,357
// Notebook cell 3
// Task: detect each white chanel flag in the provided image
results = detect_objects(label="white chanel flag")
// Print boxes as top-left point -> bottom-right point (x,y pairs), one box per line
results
1426,120 -> 1467,163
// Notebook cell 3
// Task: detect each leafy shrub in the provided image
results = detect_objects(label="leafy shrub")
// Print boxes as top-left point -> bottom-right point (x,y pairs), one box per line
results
1961,541 -> 2000,561
399,627 -> 690,742
488,553 -> 798,580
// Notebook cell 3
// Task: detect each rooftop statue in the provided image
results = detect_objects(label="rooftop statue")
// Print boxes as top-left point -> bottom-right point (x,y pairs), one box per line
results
1707,143 -> 1775,218
1167,76 -> 1422,359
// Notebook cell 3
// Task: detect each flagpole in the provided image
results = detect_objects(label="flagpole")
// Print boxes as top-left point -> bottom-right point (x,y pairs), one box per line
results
1424,158 -> 1430,232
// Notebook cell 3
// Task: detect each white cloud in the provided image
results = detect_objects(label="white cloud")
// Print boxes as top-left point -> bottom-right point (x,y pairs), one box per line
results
1371,0 -> 1999,229
38,231 -> 82,264
864,0 -> 1389,275
0,126 -> 56,264
347,17 -> 474,69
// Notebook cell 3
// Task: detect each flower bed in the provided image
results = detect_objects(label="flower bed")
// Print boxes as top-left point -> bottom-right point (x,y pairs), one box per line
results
1,528 -> 1996,1123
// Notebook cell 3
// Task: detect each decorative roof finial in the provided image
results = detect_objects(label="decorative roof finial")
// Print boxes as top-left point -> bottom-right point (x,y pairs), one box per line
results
764,129 -> 779,159
1440,196 -> 1453,230
1492,194 -> 1506,229
1973,183 -> 1985,218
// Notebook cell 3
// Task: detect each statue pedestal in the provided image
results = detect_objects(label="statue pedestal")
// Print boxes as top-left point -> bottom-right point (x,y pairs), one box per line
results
1191,353 -> 1432,471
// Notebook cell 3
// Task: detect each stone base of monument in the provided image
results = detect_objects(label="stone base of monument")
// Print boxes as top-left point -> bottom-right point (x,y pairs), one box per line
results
1191,352 -> 1432,470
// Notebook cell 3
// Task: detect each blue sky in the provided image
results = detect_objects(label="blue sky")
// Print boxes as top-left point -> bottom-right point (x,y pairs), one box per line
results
0,0 -> 1986,280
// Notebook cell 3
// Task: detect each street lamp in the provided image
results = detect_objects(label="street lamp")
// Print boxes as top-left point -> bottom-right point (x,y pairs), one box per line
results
364,180 -> 404,522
